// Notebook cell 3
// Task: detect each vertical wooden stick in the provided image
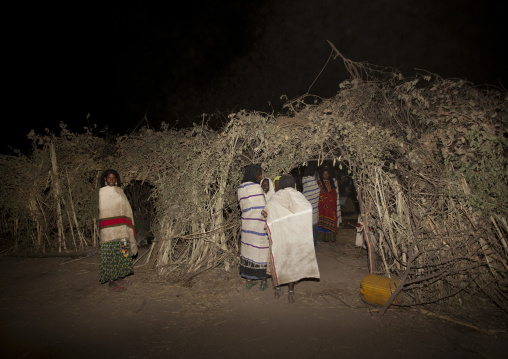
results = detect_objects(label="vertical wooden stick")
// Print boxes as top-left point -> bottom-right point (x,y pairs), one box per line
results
13,218 -> 19,251
50,142 -> 66,252
64,201 -> 78,251
66,171 -> 86,249
491,216 -> 508,260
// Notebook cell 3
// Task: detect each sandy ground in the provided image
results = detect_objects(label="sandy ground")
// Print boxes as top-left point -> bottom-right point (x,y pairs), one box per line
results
1,216 -> 507,359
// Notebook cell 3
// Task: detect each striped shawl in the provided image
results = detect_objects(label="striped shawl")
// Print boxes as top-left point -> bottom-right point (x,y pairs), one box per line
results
238,181 -> 269,279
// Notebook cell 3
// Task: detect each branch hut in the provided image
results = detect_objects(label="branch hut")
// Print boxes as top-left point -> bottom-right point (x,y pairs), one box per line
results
1,48 -> 506,324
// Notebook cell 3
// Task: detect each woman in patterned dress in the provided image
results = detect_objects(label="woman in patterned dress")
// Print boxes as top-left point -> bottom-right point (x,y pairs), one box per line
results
317,166 -> 339,242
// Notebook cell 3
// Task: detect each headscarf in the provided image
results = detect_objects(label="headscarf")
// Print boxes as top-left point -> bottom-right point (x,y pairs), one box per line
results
278,175 -> 296,190
273,176 -> 281,190
260,177 -> 275,201
303,162 -> 318,177
242,164 -> 262,183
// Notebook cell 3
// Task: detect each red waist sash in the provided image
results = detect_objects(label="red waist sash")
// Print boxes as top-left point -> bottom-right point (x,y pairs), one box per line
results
99,216 -> 136,236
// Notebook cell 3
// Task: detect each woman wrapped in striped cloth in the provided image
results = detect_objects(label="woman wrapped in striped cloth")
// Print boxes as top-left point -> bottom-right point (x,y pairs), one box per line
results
302,162 -> 320,247
238,164 -> 270,290
98,169 -> 138,292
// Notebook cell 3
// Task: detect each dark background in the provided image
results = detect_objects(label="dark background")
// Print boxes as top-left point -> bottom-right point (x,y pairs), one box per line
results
5,1 -> 507,154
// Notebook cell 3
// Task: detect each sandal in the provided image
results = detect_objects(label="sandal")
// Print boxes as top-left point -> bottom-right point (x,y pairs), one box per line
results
288,290 -> 295,303
274,286 -> 281,299
118,279 -> 132,286
246,279 -> 258,289
109,285 -> 126,293
260,279 -> 268,291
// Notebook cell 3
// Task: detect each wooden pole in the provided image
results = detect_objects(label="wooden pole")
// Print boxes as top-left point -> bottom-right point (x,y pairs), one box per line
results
66,171 -> 87,248
50,142 -> 66,252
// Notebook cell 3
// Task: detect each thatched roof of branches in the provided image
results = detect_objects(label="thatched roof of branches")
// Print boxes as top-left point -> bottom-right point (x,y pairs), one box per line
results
1,46 -> 507,323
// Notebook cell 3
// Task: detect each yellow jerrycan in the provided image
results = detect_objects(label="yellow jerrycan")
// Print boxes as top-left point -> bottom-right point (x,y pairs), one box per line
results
360,274 -> 404,306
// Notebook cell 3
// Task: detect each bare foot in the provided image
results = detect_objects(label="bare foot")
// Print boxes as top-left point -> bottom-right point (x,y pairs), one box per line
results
288,290 -> 295,303
274,286 -> 281,299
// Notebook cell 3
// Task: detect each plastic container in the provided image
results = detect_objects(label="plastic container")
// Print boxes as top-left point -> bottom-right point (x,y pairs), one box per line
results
360,274 -> 403,306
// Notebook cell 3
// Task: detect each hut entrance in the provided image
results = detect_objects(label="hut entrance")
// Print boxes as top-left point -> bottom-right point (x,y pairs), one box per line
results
124,180 -> 155,246
293,159 -> 359,224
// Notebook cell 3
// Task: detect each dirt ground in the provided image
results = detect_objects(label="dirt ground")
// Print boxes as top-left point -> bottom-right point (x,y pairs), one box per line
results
1,215 -> 507,359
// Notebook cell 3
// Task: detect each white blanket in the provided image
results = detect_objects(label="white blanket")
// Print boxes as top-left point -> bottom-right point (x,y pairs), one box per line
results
99,186 -> 138,255
264,188 -> 320,286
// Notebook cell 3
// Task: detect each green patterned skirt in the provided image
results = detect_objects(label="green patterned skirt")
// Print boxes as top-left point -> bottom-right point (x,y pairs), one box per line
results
318,230 -> 336,242
99,240 -> 134,283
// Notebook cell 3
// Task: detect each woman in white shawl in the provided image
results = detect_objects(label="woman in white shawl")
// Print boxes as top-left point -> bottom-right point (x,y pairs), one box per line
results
260,177 -> 275,202
263,175 -> 320,302
238,164 -> 270,290
98,169 -> 138,292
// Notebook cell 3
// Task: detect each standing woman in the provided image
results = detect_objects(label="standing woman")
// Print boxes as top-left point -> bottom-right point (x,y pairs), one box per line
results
238,164 -> 270,290
98,169 -> 138,292
317,166 -> 339,242
263,175 -> 320,303
260,177 -> 275,202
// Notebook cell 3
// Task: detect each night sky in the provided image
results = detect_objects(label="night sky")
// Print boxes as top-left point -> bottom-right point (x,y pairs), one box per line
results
5,1 -> 507,154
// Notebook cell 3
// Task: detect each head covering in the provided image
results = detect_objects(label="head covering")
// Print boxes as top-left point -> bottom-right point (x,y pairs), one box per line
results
278,175 -> 296,190
260,177 -> 275,201
273,176 -> 281,188
318,165 -> 333,179
303,162 -> 318,177
100,169 -> 121,188
242,164 -> 262,183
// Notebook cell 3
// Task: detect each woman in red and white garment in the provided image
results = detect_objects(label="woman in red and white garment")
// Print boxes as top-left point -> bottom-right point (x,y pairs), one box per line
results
317,165 -> 341,242
98,169 -> 138,292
